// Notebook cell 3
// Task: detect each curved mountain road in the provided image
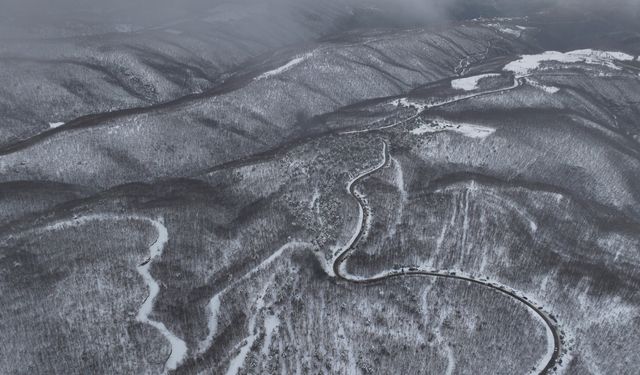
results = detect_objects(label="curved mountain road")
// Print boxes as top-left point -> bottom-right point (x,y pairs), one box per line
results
331,140 -> 562,375
1,70 -> 561,373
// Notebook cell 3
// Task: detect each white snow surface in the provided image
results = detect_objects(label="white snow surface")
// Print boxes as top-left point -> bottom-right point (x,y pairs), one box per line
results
261,315 -> 280,356
198,295 -> 221,353
524,78 -> 560,94
199,241 -> 309,354
226,325 -> 258,375
451,73 -> 501,91
225,282 -> 272,375
38,214 -> 188,373
255,52 -> 314,80
411,119 -> 495,139
504,49 -> 635,77
135,219 -> 188,373
390,97 -> 430,112
486,23 -> 522,37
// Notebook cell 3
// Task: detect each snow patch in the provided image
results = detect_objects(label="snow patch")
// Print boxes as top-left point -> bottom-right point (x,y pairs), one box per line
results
504,49 -> 635,77
410,119 -> 495,139
309,189 -> 321,213
390,97 -> 429,112
524,78 -> 560,94
451,73 -> 501,91
225,283 -> 271,375
487,23 -> 522,37
226,331 -> 258,375
256,53 -> 313,80
41,214 -> 187,373
199,242 -> 308,354
136,219 -> 188,373
261,315 -> 280,356
198,295 -> 221,353
386,157 -> 407,240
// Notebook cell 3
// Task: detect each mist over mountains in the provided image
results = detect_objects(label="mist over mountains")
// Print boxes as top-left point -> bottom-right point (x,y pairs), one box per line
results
2,0 -> 638,37
1,0 -> 639,374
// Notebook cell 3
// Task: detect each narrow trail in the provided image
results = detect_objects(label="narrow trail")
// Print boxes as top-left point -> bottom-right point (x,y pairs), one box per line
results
135,217 -> 188,374
331,140 -> 562,374
198,241 -> 310,356
19,214 -> 188,374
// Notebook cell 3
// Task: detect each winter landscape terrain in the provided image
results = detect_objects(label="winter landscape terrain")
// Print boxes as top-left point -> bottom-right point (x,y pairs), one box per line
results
1,0 -> 639,374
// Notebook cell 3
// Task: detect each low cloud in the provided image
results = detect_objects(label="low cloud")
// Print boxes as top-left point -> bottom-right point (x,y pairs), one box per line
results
1,0 -> 638,37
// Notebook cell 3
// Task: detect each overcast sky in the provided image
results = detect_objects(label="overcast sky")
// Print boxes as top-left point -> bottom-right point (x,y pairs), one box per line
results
1,0 -> 638,37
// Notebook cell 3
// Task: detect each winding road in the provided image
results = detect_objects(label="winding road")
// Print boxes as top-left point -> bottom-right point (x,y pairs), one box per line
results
3,69 -> 564,374
340,74 -> 524,135
331,140 -> 562,374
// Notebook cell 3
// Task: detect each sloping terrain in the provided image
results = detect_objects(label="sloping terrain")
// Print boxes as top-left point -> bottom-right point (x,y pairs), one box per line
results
0,0 -> 353,146
1,1 -> 640,374
0,22 -> 532,188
